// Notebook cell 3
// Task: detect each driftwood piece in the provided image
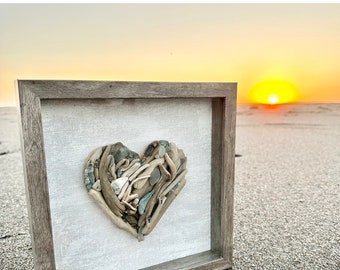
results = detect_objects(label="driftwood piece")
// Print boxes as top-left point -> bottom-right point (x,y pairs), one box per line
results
88,189 -> 137,237
144,178 -> 187,236
98,145 -> 126,216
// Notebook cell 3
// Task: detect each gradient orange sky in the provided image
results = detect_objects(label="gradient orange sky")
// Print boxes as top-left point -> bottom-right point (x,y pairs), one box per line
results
1,4 -> 340,106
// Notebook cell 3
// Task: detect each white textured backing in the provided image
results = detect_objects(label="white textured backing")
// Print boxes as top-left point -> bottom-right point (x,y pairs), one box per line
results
41,98 -> 212,270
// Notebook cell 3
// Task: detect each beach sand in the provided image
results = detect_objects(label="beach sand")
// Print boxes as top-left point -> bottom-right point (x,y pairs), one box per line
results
0,104 -> 339,269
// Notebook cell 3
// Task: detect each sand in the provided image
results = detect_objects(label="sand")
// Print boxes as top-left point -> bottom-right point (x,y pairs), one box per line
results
0,104 -> 339,269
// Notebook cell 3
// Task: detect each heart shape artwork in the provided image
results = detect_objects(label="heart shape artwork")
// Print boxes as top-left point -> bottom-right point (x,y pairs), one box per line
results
83,140 -> 187,241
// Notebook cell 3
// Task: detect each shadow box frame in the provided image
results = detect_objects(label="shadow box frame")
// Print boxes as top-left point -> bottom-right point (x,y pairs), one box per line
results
17,80 -> 237,270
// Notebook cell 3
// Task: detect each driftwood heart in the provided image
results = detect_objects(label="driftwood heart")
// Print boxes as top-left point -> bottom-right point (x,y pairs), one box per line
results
83,140 -> 187,241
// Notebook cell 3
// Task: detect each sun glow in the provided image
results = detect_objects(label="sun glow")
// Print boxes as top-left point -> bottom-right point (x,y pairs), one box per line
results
250,80 -> 299,105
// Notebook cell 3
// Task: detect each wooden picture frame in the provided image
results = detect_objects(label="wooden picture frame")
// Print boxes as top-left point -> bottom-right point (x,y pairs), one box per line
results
17,80 -> 237,270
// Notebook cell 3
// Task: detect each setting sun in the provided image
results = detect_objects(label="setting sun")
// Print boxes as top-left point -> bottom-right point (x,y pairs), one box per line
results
250,80 -> 299,105
268,94 -> 279,105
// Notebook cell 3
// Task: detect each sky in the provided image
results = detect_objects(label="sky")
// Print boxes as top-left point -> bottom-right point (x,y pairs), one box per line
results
0,3 -> 340,106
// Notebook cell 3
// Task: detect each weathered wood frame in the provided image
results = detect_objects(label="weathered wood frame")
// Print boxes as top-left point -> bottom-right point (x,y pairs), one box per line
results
17,80 -> 237,270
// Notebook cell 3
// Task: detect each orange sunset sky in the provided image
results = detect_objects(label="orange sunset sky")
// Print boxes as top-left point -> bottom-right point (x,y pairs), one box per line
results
0,3 -> 339,106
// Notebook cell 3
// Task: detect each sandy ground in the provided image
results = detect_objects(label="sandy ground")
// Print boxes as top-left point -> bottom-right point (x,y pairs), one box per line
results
0,104 -> 339,269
